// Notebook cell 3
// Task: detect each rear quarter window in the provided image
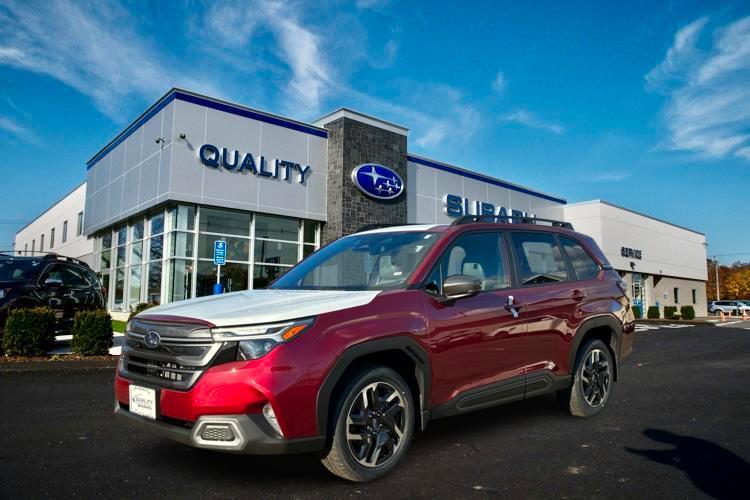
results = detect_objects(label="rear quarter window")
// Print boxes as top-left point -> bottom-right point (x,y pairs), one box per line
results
560,237 -> 600,280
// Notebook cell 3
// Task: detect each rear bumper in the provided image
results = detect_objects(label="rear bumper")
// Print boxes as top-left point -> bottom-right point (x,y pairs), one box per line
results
114,402 -> 325,455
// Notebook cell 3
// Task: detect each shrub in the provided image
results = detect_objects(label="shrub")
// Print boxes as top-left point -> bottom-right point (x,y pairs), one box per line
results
680,306 -> 696,320
71,310 -> 114,356
2,307 -> 56,356
647,306 -> 660,319
129,302 -> 157,320
632,305 -> 642,319
664,306 -> 678,320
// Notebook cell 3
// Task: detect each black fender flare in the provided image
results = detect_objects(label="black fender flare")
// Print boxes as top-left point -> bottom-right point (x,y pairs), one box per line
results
316,336 -> 432,436
568,314 -> 623,380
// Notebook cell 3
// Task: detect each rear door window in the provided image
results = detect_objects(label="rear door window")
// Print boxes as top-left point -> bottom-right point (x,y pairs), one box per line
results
510,232 -> 569,286
61,265 -> 89,288
560,237 -> 600,280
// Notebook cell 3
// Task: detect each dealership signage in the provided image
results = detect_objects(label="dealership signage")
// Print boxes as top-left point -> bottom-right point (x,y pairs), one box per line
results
621,247 -> 643,260
351,164 -> 404,200
198,144 -> 313,184
443,194 -> 534,220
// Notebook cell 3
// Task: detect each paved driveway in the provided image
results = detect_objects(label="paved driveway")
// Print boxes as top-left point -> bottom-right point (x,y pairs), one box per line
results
1,325 -> 749,498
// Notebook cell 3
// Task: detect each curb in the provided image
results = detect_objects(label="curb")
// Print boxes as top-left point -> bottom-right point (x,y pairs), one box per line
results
0,357 -> 118,372
635,319 -> 716,326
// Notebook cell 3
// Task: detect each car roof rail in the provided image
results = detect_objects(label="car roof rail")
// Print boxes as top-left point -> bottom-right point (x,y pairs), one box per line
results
355,223 -> 419,233
41,253 -> 91,268
450,214 -> 574,230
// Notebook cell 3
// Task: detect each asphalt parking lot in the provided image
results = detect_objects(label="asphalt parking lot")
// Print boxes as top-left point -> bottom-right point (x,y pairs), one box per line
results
2,324 -> 749,499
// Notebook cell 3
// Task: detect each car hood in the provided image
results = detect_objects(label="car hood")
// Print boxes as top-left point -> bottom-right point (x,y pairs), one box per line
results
137,289 -> 382,327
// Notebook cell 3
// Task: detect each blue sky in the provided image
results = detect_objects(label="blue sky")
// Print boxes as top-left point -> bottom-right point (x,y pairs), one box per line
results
0,0 -> 748,262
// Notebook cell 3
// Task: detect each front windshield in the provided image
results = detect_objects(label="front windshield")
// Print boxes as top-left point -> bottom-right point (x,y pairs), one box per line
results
0,258 -> 44,282
271,231 -> 440,291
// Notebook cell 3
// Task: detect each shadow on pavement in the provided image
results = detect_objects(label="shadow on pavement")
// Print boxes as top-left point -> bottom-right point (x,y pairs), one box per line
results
626,428 -> 750,499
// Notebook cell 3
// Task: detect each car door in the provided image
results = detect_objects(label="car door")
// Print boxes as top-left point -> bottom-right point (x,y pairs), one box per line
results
422,230 -> 528,411
508,231 -> 587,391
37,263 -> 69,327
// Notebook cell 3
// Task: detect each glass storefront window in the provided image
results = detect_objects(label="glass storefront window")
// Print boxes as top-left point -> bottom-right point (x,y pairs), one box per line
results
115,269 -> 125,306
116,245 -> 126,267
129,265 -> 141,305
198,234 -> 249,261
100,249 -> 111,270
255,214 -> 299,241
149,235 -> 164,261
168,259 -> 193,303
196,261 -> 249,297
150,213 -> 165,236
171,205 -> 196,231
147,261 -> 162,304
170,232 -> 195,258
254,240 -> 298,266
102,233 -> 112,250
303,220 -> 317,244
131,241 -> 143,267
303,245 -> 316,259
199,207 -> 251,236
116,227 -> 127,246
132,220 -> 144,241
253,264 -> 286,289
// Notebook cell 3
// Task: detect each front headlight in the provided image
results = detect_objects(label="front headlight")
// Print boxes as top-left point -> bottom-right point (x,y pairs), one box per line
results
0,288 -> 10,299
210,318 -> 315,361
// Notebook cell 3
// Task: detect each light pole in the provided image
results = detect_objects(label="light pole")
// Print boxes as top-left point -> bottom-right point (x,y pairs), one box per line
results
713,256 -> 720,301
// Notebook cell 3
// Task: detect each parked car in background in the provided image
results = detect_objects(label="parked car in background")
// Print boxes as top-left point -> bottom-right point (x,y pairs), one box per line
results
708,300 -> 750,316
0,254 -> 105,332
115,216 -> 636,482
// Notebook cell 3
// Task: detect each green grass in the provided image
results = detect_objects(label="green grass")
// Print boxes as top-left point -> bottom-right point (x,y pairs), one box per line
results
112,320 -> 127,333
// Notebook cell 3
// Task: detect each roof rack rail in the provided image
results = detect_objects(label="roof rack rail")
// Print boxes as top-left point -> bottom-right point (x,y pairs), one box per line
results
41,253 -> 91,268
450,215 -> 574,230
355,223 -> 417,233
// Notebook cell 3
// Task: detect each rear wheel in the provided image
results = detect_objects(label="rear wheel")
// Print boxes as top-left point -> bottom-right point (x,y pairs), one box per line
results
558,339 -> 614,417
320,366 -> 414,482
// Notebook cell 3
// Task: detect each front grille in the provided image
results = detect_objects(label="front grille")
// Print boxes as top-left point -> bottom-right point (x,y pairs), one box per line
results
120,318 -> 222,390
200,424 -> 236,442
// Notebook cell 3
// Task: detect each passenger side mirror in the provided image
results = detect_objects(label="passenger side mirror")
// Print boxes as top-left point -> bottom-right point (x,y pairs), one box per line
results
442,274 -> 482,301
44,278 -> 63,288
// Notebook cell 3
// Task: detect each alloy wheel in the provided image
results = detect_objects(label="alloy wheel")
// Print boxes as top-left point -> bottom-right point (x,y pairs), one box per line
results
345,381 -> 406,468
580,348 -> 611,407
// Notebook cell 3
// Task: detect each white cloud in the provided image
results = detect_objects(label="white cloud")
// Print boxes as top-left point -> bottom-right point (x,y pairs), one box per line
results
492,71 -> 506,93
647,15 -> 750,162
645,17 -> 708,92
355,0 -> 390,9
501,109 -> 564,134
0,0 -> 219,120
0,116 -> 38,144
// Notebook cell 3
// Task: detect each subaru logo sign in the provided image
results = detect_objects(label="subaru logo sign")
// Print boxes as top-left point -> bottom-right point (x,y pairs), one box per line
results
351,164 -> 404,200
143,330 -> 161,349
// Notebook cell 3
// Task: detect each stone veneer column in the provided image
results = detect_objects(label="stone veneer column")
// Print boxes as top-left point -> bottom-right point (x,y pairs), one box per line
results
320,116 -> 408,245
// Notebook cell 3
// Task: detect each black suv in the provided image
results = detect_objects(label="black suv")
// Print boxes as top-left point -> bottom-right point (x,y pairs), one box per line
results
0,254 -> 105,333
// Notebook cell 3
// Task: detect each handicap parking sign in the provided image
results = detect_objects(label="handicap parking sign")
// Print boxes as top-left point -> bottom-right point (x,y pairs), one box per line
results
213,240 -> 227,266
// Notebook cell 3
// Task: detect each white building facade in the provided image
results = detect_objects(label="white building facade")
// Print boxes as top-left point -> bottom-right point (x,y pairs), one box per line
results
14,89 -> 708,317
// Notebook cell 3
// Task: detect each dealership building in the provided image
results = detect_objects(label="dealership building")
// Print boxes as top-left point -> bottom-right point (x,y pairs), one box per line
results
14,88 -> 708,317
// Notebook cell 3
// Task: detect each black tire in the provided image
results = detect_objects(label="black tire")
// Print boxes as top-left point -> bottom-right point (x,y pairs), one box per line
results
320,365 -> 415,482
558,339 -> 614,417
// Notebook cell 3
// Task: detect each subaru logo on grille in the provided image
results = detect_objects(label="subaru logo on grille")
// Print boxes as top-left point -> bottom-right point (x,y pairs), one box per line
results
143,330 -> 161,348
351,164 -> 404,200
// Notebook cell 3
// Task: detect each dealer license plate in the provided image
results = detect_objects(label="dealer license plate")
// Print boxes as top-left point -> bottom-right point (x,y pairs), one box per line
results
129,385 -> 156,420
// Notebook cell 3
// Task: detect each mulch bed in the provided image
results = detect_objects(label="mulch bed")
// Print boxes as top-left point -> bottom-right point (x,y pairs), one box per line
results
0,353 -> 118,371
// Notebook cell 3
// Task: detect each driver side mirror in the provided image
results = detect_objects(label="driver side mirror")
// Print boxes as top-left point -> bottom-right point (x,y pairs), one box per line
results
44,278 -> 63,288
442,274 -> 482,301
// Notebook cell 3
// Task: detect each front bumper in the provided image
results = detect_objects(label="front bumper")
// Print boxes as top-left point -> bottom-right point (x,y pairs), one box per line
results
114,403 -> 325,455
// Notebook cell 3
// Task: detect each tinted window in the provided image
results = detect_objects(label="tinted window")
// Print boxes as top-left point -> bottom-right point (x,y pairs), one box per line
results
427,232 -> 510,293
41,264 -> 62,282
62,265 -> 88,287
560,237 -> 599,280
511,232 -> 569,285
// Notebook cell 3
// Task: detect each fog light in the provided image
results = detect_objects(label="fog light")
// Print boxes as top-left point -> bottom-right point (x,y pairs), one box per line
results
263,403 -> 283,436
200,424 -> 235,442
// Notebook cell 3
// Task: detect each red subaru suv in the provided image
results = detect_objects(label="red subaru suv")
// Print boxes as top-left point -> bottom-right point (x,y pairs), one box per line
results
115,216 -> 635,482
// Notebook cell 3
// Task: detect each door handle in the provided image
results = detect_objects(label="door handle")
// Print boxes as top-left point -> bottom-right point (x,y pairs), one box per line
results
571,290 -> 586,301
504,295 -> 523,318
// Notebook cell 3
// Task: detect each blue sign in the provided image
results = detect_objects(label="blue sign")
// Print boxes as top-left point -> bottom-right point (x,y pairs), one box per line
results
213,240 -> 227,266
444,193 -> 534,220
351,164 -> 404,200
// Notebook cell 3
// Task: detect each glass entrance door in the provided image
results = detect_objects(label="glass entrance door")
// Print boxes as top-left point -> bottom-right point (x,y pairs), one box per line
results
632,273 -> 648,311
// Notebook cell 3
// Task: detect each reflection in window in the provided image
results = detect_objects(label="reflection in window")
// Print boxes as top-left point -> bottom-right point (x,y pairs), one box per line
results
199,207 -> 250,236
255,214 -> 298,241
511,232 -> 569,285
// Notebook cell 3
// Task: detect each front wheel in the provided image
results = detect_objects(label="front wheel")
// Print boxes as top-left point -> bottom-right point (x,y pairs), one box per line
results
558,339 -> 614,417
320,366 -> 414,482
